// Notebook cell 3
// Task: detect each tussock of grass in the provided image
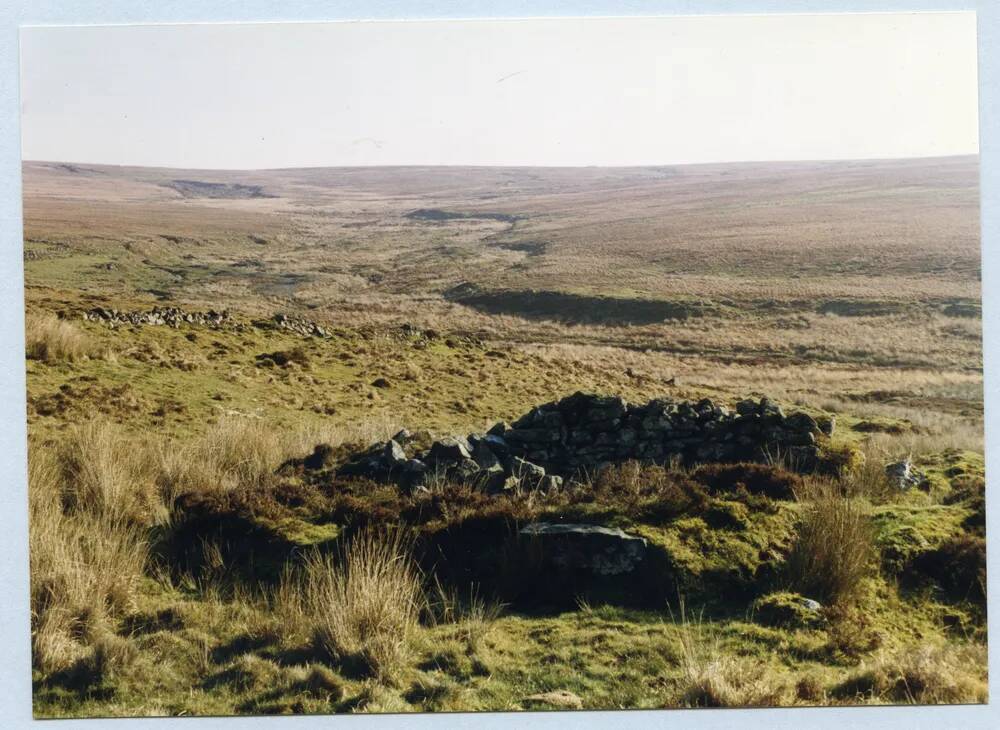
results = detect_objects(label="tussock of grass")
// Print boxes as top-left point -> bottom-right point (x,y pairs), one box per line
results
156,417 -> 286,498
25,312 -> 93,363
425,578 -> 502,655
55,420 -> 165,526
157,415 -> 401,502
671,604 -> 790,708
677,654 -> 790,708
222,653 -> 281,692
29,446 -> 148,674
300,663 -> 346,700
293,527 -> 424,684
404,676 -> 462,711
832,643 -> 988,704
751,591 -> 823,629
786,487 -> 875,605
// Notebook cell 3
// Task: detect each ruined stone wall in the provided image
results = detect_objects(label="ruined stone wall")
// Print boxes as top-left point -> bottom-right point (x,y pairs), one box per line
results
332,392 -> 831,493
504,392 -> 824,473
82,307 -> 330,337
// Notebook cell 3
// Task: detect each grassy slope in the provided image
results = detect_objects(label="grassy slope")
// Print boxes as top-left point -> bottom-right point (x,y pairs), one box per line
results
26,302 -> 988,716
23,159 -> 986,716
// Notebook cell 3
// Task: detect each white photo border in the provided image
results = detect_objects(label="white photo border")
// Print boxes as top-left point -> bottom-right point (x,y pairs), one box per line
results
1,2 -> 996,729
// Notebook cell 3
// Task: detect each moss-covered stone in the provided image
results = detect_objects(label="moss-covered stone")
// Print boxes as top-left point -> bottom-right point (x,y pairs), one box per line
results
751,591 -> 823,629
634,500 -> 800,603
872,503 -> 969,575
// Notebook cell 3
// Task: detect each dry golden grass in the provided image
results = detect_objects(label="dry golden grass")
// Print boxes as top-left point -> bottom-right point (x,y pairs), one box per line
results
671,602 -> 790,708
269,562 -> 313,645
29,413 -> 409,677
155,414 -> 400,503
834,642 -> 988,704
296,527 -> 424,684
864,424 -> 984,461
55,420 -> 166,526
29,446 -> 148,674
154,417 -> 286,499
25,311 -> 93,363
677,654 -> 791,708
786,487 -> 875,605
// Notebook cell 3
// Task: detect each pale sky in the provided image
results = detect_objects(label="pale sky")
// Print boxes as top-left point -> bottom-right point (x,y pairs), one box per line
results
19,13 -> 979,169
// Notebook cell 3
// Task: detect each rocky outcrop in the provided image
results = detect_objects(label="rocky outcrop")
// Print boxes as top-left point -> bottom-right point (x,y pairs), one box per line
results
332,392 -> 827,493
885,459 -> 930,491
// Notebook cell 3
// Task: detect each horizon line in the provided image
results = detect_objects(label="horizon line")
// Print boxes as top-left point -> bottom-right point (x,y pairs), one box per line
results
20,152 -> 981,174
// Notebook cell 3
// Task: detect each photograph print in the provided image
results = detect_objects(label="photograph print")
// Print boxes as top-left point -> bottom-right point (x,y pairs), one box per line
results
20,12 -> 985,717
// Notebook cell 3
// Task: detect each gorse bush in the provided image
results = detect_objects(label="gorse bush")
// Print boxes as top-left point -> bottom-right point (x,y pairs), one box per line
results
786,489 -> 875,605
300,527 -> 423,684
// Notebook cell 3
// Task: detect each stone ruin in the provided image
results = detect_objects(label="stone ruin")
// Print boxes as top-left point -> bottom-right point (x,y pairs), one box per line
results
264,313 -> 330,338
84,305 -> 237,329
328,392 -> 833,494
82,306 -> 330,337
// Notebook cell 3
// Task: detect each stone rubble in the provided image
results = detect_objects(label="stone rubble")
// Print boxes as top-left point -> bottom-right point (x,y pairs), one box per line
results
264,313 -> 330,338
885,458 -> 930,491
82,305 -> 333,338
83,305 -> 237,329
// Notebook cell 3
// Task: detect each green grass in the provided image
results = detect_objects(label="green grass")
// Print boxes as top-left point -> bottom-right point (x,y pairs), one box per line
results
33,574 -> 986,717
25,290 -> 714,442
24,290 -> 988,717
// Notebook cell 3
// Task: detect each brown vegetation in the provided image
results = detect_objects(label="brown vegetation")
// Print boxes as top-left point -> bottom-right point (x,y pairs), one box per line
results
21,156 -> 985,715
786,488 -> 876,605
833,643 -> 988,704
292,528 -> 423,684
28,444 -> 149,674
25,312 -> 94,363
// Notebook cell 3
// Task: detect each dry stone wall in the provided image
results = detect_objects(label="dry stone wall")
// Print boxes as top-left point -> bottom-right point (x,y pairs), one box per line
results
83,306 -> 237,329
332,391 -> 829,493
82,306 -> 332,337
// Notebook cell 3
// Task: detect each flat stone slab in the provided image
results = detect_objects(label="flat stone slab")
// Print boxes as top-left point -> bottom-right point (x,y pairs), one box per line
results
519,522 -> 648,576
523,690 -> 584,710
